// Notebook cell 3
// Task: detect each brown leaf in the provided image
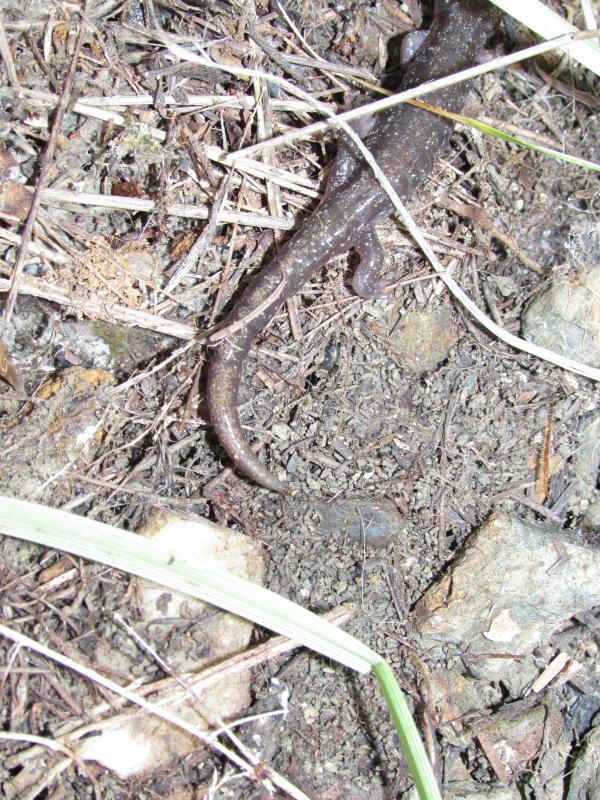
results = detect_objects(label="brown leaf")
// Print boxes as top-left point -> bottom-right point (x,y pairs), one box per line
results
0,179 -> 32,222
0,340 -> 24,391
0,145 -> 17,171
111,180 -> 144,198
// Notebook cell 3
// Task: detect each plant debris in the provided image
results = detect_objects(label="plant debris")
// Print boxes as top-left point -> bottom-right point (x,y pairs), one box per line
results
0,0 -> 599,798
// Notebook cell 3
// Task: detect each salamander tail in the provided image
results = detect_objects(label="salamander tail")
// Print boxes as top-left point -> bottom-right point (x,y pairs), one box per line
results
206,341 -> 287,493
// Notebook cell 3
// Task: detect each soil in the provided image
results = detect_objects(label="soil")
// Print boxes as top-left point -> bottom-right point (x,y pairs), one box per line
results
0,0 -> 599,798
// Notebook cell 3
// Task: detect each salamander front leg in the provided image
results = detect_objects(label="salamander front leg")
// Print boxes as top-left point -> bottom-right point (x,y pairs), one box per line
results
352,226 -> 388,300
324,115 -> 377,199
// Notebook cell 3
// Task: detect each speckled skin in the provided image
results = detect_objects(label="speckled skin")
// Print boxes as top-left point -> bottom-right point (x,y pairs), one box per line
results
207,0 -> 497,492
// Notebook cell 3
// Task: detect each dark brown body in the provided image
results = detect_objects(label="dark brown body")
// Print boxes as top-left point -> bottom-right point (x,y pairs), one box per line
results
207,0 -> 496,491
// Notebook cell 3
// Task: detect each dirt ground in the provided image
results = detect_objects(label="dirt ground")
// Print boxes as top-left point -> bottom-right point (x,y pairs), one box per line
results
1,0 -> 599,798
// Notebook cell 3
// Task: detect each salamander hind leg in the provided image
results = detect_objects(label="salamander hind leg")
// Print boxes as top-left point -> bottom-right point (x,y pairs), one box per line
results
351,226 -> 389,300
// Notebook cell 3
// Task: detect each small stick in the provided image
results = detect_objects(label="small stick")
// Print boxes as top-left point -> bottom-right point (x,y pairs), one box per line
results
209,277 -> 286,342
0,277 -> 197,340
0,14 -> 18,85
165,174 -> 232,293
0,5 -> 88,332
39,188 -> 297,231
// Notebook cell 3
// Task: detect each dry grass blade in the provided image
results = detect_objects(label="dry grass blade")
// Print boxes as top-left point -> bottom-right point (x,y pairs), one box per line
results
0,14 -> 18,86
39,188 -> 296,231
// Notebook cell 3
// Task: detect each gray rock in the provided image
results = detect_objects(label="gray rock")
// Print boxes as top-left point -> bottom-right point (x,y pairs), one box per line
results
472,699 -> 563,784
581,503 -> 600,530
414,512 -> 600,692
567,719 -> 600,800
552,409 -> 600,516
386,306 -> 458,373
522,266 -> 600,367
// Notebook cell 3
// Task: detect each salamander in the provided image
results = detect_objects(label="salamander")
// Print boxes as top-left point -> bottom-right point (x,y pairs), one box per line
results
207,0 -> 497,492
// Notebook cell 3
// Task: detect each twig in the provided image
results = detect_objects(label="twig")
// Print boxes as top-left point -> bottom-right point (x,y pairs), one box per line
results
0,14 -> 18,85
0,227 -> 69,264
0,276 -> 196,340
0,5 -> 88,332
209,277 -> 286,342
509,492 -> 562,523
0,624 -> 312,800
165,174 -> 232,293
75,91 -> 327,113
39,188 -> 296,230
0,733 -> 101,800
248,26 -> 311,89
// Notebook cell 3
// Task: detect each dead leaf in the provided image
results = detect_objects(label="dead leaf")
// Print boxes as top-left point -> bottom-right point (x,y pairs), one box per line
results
0,145 -> 17,171
111,180 -> 144,198
0,340 -> 24,391
483,609 -> 521,643
0,179 -> 32,221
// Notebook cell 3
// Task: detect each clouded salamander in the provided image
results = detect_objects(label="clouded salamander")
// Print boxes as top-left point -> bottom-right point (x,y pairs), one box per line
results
207,0 -> 497,492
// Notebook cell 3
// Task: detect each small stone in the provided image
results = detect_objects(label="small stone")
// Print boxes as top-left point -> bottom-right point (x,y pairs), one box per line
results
272,422 -> 292,440
0,367 -> 115,505
492,275 -> 518,297
581,503 -> 600,530
0,179 -> 32,221
566,720 -> 600,799
309,497 -> 404,547
302,704 -> 319,724
77,512 -> 265,778
522,267 -> 600,367
386,306 -> 458,373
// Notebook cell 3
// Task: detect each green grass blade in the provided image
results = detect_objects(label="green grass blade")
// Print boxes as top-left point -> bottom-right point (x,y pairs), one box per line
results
373,661 -> 442,800
0,496 -> 376,673
0,496 -> 441,799
461,115 -> 600,173
408,99 -> 600,173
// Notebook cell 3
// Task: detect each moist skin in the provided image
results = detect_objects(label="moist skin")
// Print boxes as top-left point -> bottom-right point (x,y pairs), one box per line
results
206,0 -> 497,492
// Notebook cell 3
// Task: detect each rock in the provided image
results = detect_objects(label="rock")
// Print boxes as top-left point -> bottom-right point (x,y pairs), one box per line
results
566,718 -> 600,799
77,512 -> 265,777
54,321 -> 112,370
473,699 -> 562,784
0,178 -> 32,221
552,409 -> 600,517
522,264 -> 600,368
309,497 -> 404,546
491,275 -> 518,298
413,513 -> 600,693
428,668 -> 502,724
0,367 -> 115,504
530,729 -> 571,800
564,688 -> 600,738
61,319 -> 169,376
581,503 -> 600,531
386,306 -> 458,373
